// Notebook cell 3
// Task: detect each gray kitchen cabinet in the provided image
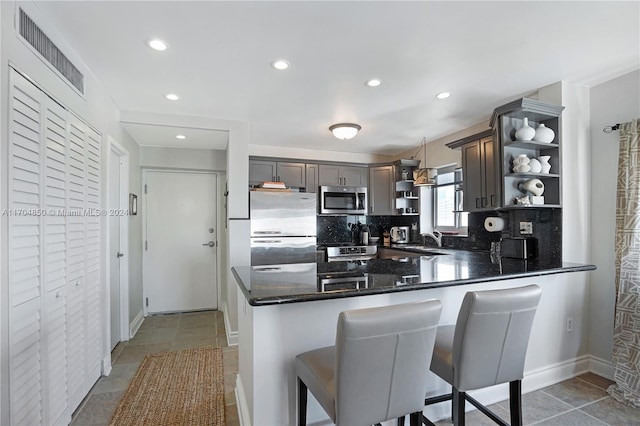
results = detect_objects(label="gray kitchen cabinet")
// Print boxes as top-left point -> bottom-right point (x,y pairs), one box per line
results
249,160 -> 277,186
249,160 -> 307,189
368,165 -> 395,215
306,163 -> 319,193
459,132 -> 500,212
318,164 -> 367,186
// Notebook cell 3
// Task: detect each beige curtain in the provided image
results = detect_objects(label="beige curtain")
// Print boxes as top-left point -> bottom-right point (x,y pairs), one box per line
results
609,118 -> 640,408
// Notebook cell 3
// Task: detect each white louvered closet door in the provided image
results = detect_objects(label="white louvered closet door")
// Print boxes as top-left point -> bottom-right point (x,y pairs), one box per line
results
66,115 -> 87,411
8,66 -> 46,426
7,68 -> 102,425
43,98 -> 70,426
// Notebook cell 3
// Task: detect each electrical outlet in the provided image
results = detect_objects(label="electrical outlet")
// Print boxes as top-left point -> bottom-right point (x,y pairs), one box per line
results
566,317 -> 574,332
520,221 -> 533,235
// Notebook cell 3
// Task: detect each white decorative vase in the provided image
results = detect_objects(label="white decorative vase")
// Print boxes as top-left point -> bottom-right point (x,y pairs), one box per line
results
515,117 -> 535,141
512,154 -> 531,173
533,123 -> 555,143
513,154 -> 530,165
528,158 -> 542,173
521,178 -> 545,196
538,155 -> 551,174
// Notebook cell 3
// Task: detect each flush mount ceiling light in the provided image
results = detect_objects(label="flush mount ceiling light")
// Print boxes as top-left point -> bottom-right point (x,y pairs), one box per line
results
436,92 -> 451,100
271,60 -> 290,70
147,38 -> 168,51
366,79 -> 382,87
165,93 -> 179,101
329,123 -> 361,140
176,134 -> 186,140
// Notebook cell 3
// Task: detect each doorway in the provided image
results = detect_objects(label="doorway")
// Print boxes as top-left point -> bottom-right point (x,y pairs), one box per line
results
107,137 -> 130,350
143,170 -> 218,314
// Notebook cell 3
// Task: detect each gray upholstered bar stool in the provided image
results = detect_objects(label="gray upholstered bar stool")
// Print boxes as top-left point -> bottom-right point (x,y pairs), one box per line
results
296,300 -> 442,426
424,284 -> 542,426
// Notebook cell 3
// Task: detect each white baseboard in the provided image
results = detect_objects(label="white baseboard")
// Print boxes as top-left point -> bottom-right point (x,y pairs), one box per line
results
588,355 -> 615,380
129,309 -> 144,338
102,356 -> 112,376
235,374 -> 251,426
222,301 -> 239,346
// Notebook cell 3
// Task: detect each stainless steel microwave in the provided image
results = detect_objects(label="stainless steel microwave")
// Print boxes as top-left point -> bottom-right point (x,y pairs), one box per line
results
319,186 -> 367,215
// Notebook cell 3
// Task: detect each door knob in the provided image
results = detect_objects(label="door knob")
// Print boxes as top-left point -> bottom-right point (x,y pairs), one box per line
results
202,241 -> 216,247
117,252 -> 124,258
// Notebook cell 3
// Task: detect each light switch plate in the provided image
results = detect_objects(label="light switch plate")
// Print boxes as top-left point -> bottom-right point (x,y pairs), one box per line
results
520,221 -> 533,235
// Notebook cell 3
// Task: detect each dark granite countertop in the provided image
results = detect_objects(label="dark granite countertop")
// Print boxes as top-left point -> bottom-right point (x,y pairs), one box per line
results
232,249 -> 596,306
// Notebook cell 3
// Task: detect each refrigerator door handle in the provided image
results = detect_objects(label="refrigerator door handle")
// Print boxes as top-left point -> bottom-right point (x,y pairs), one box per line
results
252,240 -> 282,244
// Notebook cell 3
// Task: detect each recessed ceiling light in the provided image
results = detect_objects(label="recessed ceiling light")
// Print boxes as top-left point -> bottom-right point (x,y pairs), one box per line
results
176,135 -> 186,140
436,92 -> 451,99
366,79 -> 382,87
272,60 -> 290,70
165,93 -> 179,101
147,39 -> 168,51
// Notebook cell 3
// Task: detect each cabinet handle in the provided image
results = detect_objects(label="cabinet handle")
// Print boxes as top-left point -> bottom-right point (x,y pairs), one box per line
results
476,198 -> 481,208
343,177 -> 347,185
481,197 -> 487,208
490,194 -> 496,206
277,176 -> 280,182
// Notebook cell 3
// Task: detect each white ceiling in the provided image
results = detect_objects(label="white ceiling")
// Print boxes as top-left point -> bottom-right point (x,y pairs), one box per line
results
34,1 -> 639,156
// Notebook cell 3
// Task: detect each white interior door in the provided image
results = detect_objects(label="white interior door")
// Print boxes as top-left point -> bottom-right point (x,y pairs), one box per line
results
108,149 -> 121,350
144,171 -> 218,313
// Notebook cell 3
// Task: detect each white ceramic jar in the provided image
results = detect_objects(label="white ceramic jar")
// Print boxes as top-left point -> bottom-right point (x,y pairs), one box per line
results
528,158 -> 542,173
533,123 -> 555,143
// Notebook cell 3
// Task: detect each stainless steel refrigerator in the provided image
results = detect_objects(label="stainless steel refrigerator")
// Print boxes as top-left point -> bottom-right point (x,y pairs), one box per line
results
250,191 -> 317,266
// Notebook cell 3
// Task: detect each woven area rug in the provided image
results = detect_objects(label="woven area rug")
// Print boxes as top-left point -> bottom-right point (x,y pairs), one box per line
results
110,346 -> 225,426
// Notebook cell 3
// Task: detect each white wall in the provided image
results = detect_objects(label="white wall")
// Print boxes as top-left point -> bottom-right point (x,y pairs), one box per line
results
249,143 -> 392,164
0,1 -> 141,422
588,70 -> 640,364
140,147 -> 227,171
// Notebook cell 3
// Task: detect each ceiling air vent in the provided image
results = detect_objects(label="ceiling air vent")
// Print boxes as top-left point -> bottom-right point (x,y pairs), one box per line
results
19,8 -> 84,94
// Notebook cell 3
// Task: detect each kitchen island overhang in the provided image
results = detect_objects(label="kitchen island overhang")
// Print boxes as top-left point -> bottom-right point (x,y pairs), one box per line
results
232,252 -> 596,426
232,249 -> 596,306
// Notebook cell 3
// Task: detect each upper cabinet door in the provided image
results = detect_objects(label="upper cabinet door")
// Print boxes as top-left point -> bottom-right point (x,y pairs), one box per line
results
462,140 -> 483,212
249,160 -> 276,186
318,164 -> 342,186
305,164 -> 319,193
369,165 -> 394,215
341,166 -> 368,187
276,162 -> 306,188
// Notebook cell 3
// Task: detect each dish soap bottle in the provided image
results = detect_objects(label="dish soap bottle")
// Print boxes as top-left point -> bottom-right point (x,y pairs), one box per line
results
361,225 -> 369,245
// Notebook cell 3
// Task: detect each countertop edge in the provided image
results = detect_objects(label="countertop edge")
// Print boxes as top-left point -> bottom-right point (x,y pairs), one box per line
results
232,263 -> 596,307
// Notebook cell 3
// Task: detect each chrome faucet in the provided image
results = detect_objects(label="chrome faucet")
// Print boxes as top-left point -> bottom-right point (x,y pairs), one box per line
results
422,231 -> 443,248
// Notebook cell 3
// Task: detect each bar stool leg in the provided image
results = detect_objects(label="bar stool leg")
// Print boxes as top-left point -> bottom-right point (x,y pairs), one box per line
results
452,387 -> 466,426
509,380 -> 523,426
409,412 -> 421,426
298,377 -> 307,426
397,415 -> 405,426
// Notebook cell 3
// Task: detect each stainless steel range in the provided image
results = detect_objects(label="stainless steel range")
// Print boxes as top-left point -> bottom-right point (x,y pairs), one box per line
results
326,245 -> 378,262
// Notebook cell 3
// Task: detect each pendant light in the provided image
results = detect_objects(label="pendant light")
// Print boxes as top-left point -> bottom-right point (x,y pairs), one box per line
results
412,137 -> 437,186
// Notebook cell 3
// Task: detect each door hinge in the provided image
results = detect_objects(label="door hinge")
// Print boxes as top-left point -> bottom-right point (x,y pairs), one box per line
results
144,184 -> 147,194
145,240 -> 148,250
146,297 -> 149,307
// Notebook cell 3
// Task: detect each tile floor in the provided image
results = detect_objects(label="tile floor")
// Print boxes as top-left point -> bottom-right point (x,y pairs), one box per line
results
71,310 -> 239,426
71,311 -> 639,426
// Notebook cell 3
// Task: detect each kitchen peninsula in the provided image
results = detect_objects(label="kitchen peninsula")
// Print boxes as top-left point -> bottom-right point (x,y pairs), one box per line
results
232,251 -> 595,425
